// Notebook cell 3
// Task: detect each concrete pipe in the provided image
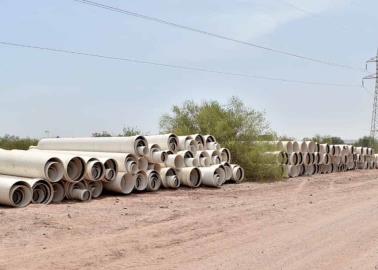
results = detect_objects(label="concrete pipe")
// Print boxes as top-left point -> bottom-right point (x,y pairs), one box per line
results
221,162 -> 233,181
297,164 -> 305,176
104,172 -> 136,195
134,170 -> 148,191
331,155 -> 341,165
298,141 -> 308,153
0,150 -> 64,183
304,164 -> 316,176
26,178 -> 53,204
230,164 -> 245,183
189,134 -> 205,150
314,152 -> 321,164
145,170 -> 162,191
203,135 -> 219,150
85,180 -> 103,198
85,158 -> 105,182
302,152 -> 311,166
177,150 -> 199,167
195,151 -> 211,167
147,144 -> 167,164
354,147 -> 362,155
163,154 -> 185,169
304,141 -> 316,153
51,182 -> 65,203
329,145 -> 336,156
205,150 -> 221,165
199,166 -> 226,187
292,141 -> 300,153
319,144 -> 330,154
287,165 -> 299,178
137,156 -> 149,171
177,136 -> 198,154
145,134 -> 179,153
297,152 -> 304,165
219,148 -> 231,163
64,181 -> 91,201
176,167 -> 201,188
37,136 -> 148,156
277,141 -> 293,154
98,158 -> 118,182
160,168 -> 180,189
25,150 -> 85,182
0,175 -> 32,207
147,163 -> 162,173
289,152 -> 298,165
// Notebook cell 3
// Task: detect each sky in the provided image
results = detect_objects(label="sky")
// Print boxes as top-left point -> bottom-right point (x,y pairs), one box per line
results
0,0 -> 377,140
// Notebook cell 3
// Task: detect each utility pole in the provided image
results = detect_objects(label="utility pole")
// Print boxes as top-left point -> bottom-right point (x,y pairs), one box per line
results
363,49 -> 378,144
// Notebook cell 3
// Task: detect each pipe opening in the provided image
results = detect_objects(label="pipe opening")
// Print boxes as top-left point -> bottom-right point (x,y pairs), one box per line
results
67,157 -> 85,182
46,159 -> 64,182
190,168 -> 201,187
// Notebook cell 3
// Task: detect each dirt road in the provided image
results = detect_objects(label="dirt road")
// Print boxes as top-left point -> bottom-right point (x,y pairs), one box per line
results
1,170 -> 378,270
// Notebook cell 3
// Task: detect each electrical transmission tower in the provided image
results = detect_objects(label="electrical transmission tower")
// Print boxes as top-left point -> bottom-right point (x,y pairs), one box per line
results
363,49 -> 378,142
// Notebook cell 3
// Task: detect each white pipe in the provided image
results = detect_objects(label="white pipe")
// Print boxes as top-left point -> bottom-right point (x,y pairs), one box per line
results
230,164 -> 245,183
194,151 -> 211,167
0,150 -> 64,182
287,165 -> 299,178
190,134 -> 205,150
147,163 -> 162,173
199,166 -> 226,187
288,152 -> 298,165
319,144 -> 330,154
25,178 -> 53,204
304,141 -> 316,153
144,134 -> 179,153
104,172 -> 136,195
203,135 -> 217,150
297,164 -> 305,176
298,141 -> 308,153
177,136 -> 198,154
85,158 -> 105,182
51,182 -> 65,203
304,165 -> 316,176
162,154 -> 185,169
221,162 -> 233,180
37,136 -> 149,156
64,181 -> 91,201
277,141 -> 293,154
176,167 -> 201,187
205,150 -> 221,165
302,152 -> 311,165
0,175 -> 32,207
292,141 -> 300,153
85,180 -> 103,198
160,168 -> 180,189
219,148 -> 231,163
297,152 -> 303,165
134,170 -> 148,191
137,156 -> 149,171
147,144 -> 167,164
177,150 -> 199,167
145,170 -> 163,191
99,158 -> 118,182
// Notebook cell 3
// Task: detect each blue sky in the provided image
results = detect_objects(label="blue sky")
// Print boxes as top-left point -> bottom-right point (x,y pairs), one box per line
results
0,0 -> 377,140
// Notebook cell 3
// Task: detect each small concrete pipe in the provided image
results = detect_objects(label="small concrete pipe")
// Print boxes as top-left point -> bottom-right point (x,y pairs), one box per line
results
230,164 -> 245,183
292,141 -> 300,153
302,152 -> 311,166
145,134 -> 179,153
134,170 -> 148,191
98,158 -> 118,182
289,152 -> 298,165
203,135 -> 219,150
64,181 -> 91,201
221,162 -> 233,181
51,182 -> 65,203
297,164 -> 305,176
85,180 -> 103,198
304,165 -> 316,176
189,134 -> 205,150
25,178 -> 53,204
163,154 -> 185,169
195,151 -> 211,167
160,168 -> 180,189
205,150 -> 221,165
145,170 -> 163,191
298,141 -> 308,153
138,156 -> 149,171
0,150 -> 64,183
319,144 -> 330,154
177,150 -> 199,167
219,148 -> 231,163
287,165 -> 299,178
37,136 -> 149,156
85,158 -> 105,182
147,144 -> 167,164
0,175 -> 32,207
176,167 -> 202,188
199,166 -> 226,187
104,172 -> 136,195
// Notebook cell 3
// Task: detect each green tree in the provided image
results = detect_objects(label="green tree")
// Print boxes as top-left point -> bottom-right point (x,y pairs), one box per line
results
160,97 -> 281,181
119,127 -> 141,137
92,131 -> 112,137
0,134 -> 38,150
306,135 -> 344,144
354,136 -> 378,151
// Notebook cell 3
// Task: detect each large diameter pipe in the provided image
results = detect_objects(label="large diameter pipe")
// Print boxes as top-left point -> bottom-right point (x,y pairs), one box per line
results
24,150 -> 85,182
195,151 -> 211,167
25,178 -> 53,204
134,170 -> 148,191
0,150 -> 64,182
176,167 -> 201,188
104,172 -> 136,195
85,158 -> 105,182
230,164 -> 245,183
162,154 -> 185,169
0,175 -> 32,207
145,170 -> 163,191
199,166 -> 225,187
160,168 -> 180,189
37,136 -> 148,156
189,134 -> 205,150
220,148 -> 231,163
51,182 -> 65,203
177,136 -> 198,154
144,134 -> 179,153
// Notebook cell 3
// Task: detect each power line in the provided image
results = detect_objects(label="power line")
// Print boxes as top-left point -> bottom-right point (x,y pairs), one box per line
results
72,0 -> 363,72
0,41 -> 360,88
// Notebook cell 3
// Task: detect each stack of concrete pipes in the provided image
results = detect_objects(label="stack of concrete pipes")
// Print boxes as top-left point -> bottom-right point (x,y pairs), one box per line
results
265,141 -> 376,178
0,134 -> 244,207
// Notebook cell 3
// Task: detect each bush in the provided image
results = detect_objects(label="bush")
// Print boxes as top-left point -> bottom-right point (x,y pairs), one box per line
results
0,134 -> 38,150
160,97 -> 282,181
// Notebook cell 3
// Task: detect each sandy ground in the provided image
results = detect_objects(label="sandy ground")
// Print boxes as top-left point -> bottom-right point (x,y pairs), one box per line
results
1,170 -> 378,270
